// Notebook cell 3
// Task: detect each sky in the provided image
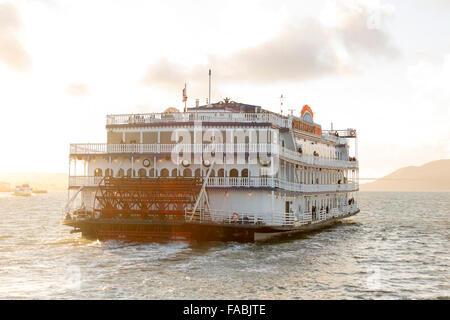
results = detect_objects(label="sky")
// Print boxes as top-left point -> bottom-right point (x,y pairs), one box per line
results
0,0 -> 449,178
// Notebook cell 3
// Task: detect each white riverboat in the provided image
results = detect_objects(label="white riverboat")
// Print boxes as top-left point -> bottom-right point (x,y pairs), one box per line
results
63,99 -> 359,242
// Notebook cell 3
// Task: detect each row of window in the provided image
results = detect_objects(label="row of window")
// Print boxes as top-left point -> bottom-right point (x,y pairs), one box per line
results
93,168 -> 249,178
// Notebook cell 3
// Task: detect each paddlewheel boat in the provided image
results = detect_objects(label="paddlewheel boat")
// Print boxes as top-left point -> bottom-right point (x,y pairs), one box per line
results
62,100 -> 359,242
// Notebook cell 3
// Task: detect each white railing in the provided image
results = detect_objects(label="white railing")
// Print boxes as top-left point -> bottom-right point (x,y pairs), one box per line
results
185,208 -> 298,227
184,204 -> 359,227
302,184 -> 358,192
301,211 -> 312,224
106,111 -> 292,128
70,143 -> 107,154
70,143 -> 177,154
70,143 -> 358,169
68,175 -> 359,193
279,146 -> 359,169
206,177 -> 272,188
70,143 -> 277,154
69,176 -> 104,187
185,209 -> 268,225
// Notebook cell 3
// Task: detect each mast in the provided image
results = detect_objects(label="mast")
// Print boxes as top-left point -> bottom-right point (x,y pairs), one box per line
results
182,82 -> 187,112
280,94 -> 285,114
184,83 -> 187,112
208,69 -> 211,107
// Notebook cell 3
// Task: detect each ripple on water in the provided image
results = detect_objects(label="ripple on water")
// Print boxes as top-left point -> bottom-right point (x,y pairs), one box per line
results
0,191 -> 449,299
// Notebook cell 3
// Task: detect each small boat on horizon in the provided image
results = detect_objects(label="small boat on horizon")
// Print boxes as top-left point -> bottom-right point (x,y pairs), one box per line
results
12,184 -> 33,197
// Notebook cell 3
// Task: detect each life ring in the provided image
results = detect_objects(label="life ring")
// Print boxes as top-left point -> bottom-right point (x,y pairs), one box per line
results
350,129 -> 356,137
231,212 -> 239,222
203,159 -> 211,167
143,159 -> 151,167
181,159 -> 190,167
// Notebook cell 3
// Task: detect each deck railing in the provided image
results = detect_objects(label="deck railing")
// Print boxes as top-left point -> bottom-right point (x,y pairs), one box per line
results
68,175 -> 359,193
184,203 -> 359,227
106,111 -> 292,128
70,143 -> 358,169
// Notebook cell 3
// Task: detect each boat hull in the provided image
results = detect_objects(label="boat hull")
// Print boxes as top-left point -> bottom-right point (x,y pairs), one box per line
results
63,209 -> 359,242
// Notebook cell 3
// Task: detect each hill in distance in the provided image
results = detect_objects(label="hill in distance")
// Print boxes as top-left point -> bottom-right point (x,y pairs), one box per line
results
361,159 -> 450,192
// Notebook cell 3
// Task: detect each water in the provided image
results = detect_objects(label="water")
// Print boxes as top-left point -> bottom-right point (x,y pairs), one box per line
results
0,191 -> 448,299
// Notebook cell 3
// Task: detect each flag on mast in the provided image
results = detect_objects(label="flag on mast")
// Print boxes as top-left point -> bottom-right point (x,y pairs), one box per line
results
182,83 -> 187,102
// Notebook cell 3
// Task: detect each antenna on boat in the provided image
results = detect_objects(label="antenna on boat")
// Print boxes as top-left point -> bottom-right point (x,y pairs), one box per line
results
208,69 -> 212,107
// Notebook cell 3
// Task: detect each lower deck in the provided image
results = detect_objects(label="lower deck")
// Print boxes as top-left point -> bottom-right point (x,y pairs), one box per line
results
63,208 -> 359,242
68,188 -> 358,227
64,176 -> 359,242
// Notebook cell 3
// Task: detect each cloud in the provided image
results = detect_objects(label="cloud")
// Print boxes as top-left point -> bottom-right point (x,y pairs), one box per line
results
335,1 -> 398,58
412,0 -> 450,9
0,2 -> 31,72
142,0 -> 399,88
141,58 -> 191,89
66,83 -> 89,97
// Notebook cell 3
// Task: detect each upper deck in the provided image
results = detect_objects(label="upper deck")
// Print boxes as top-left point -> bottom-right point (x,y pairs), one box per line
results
105,101 -> 354,145
106,109 -> 291,129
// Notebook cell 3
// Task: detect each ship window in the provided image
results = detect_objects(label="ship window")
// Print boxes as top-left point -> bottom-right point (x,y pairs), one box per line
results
195,168 -> 202,177
94,168 -> 102,177
105,168 -> 114,177
116,168 -> 124,178
149,168 -> 155,177
303,112 -> 313,123
126,168 -> 136,177
241,168 -> 248,177
160,168 -> 169,177
218,168 -> 225,177
230,169 -> 239,177
138,168 -> 146,177
171,168 -> 178,177
183,168 -> 192,177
